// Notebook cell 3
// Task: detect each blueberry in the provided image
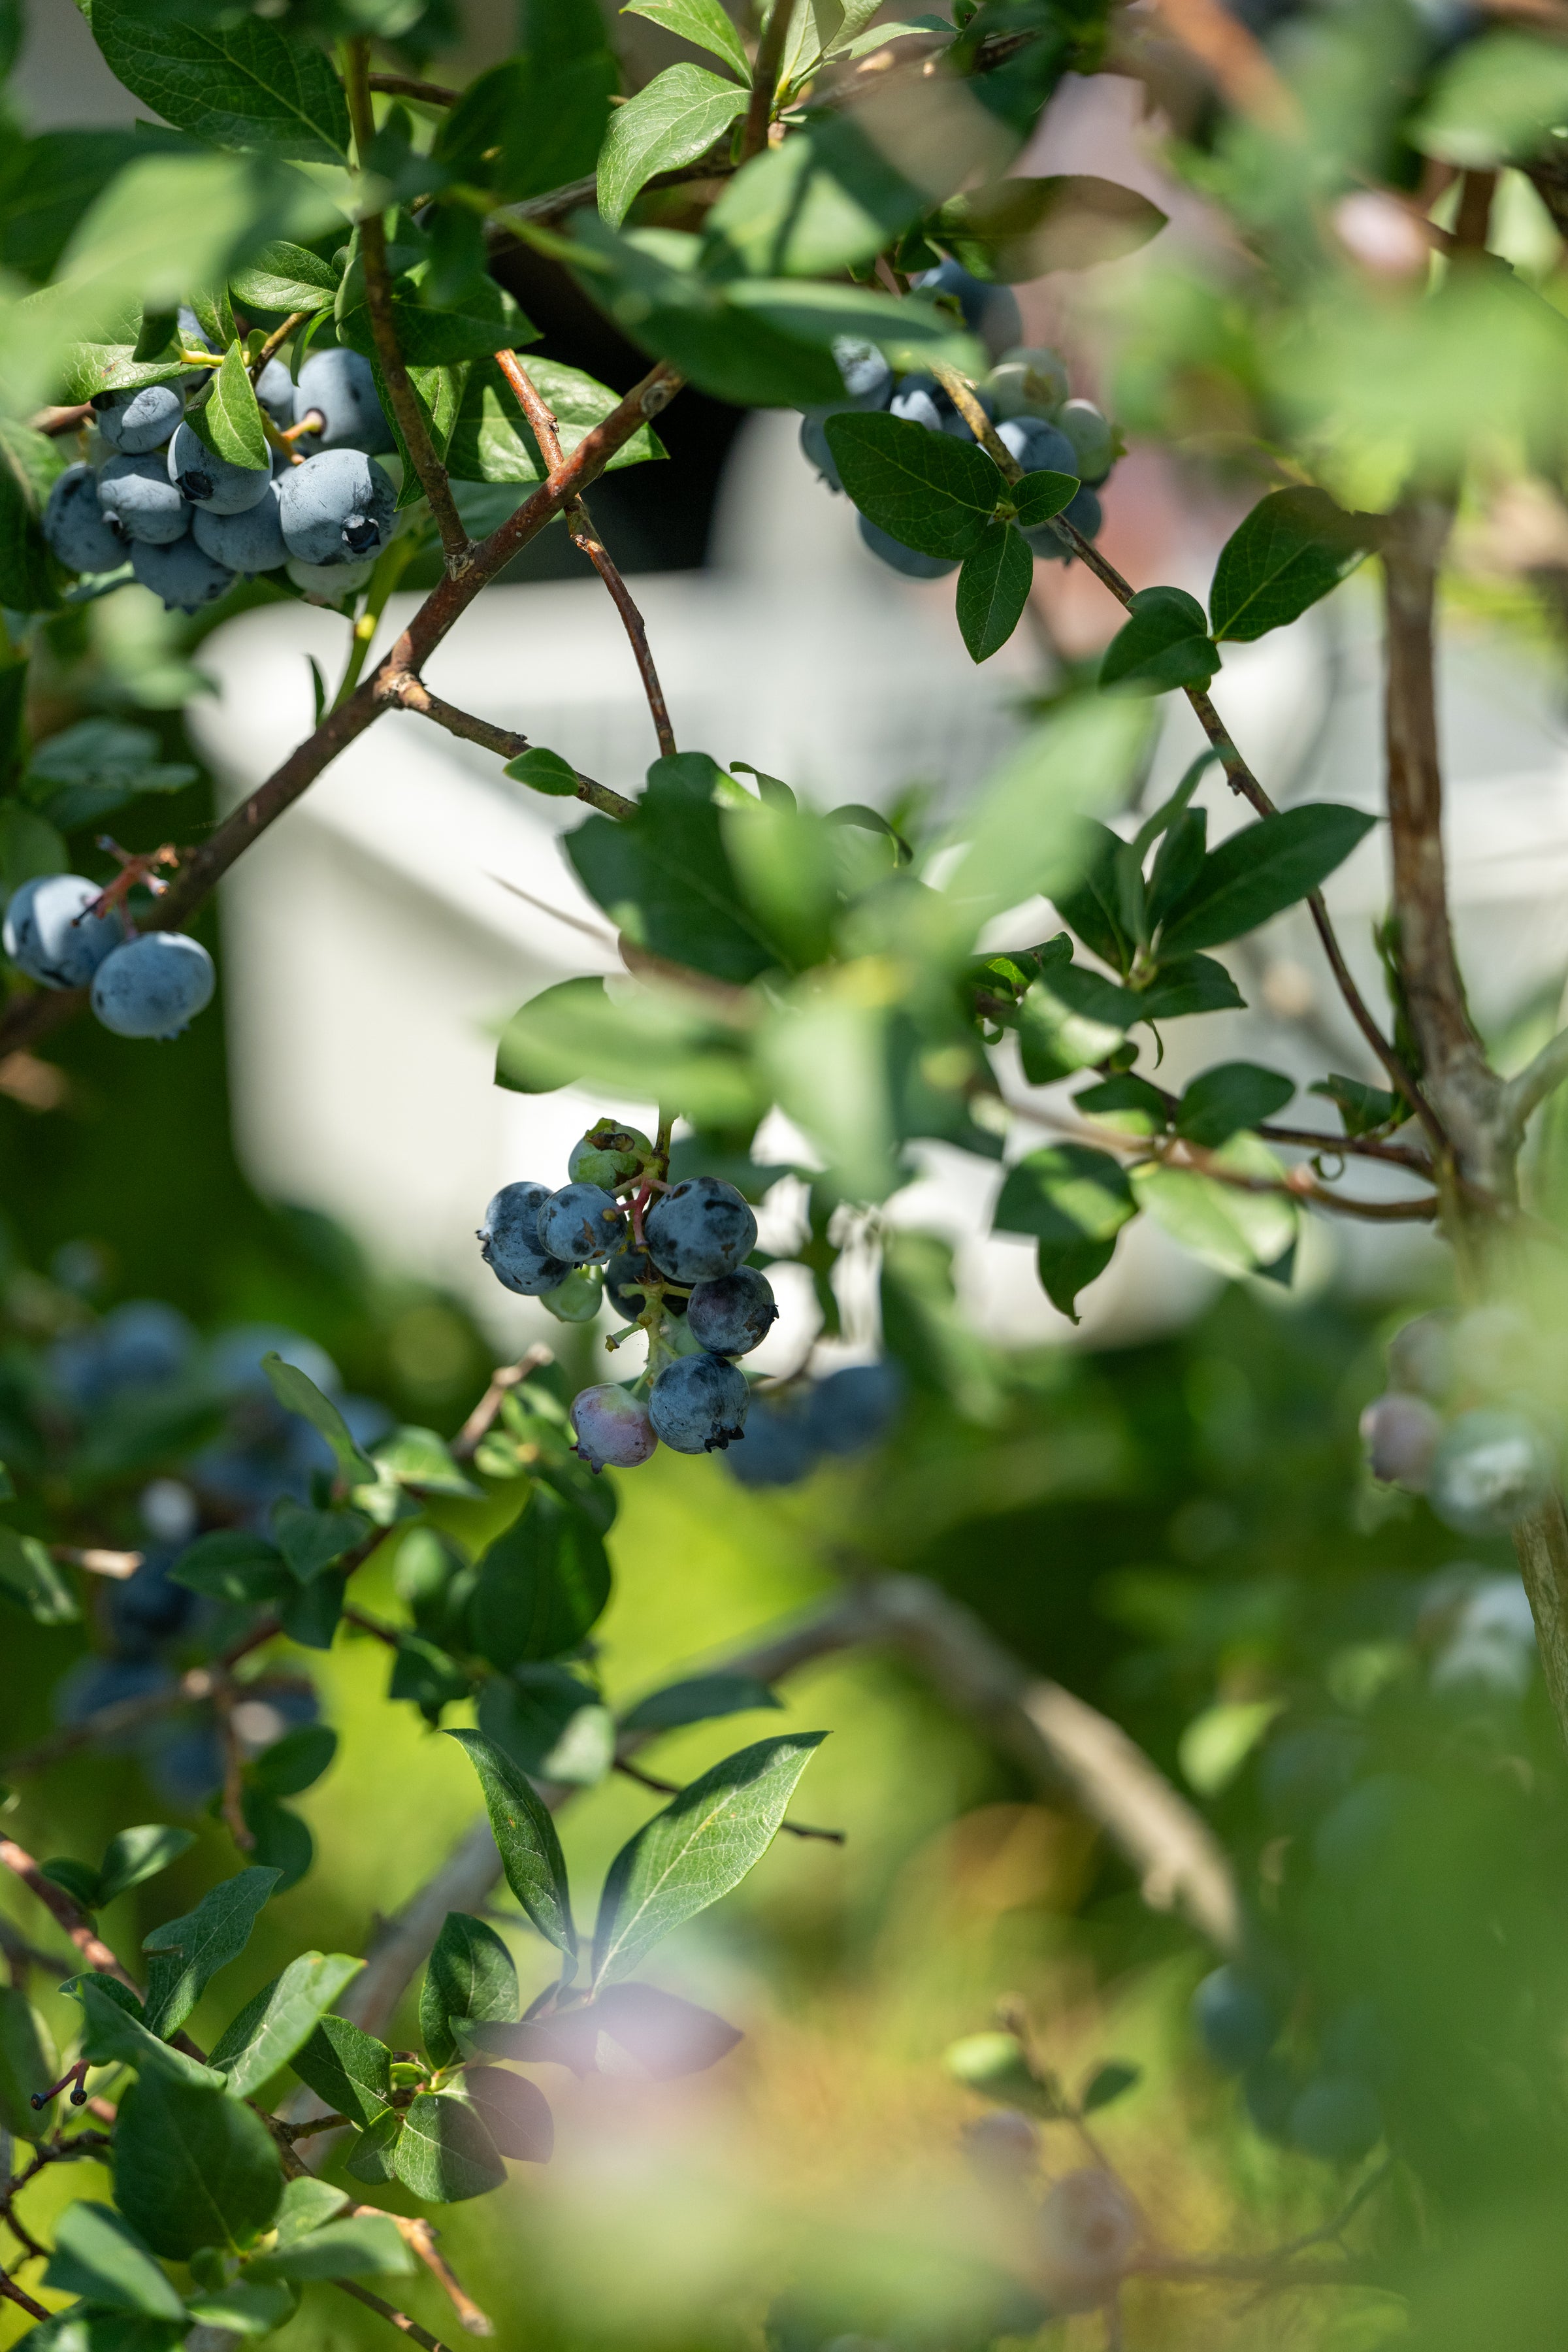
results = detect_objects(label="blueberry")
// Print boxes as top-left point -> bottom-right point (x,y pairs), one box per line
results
177,307 -> 215,354
1359,1391 -> 1441,1490
286,555 -> 376,600
192,483 -> 288,575
255,357 -> 299,432
858,515 -> 960,580
567,1120 -> 651,1188
167,423 -> 272,516
644,1175 -> 758,1283
278,448 -> 397,566
88,1300 -> 195,1396
889,378 -> 944,433
536,1181 -> 627,1266
1064,484 -> 1102,538
90,932 -> 215,1039
570,1383 -> 659,1473
800,408 -> 849,492
803,1362 -> 903,1454
604,1245 -> 686,1320
687,1267 -> 777,1357
1386,1311 -> 1454,1399
3,874 -> 124,989
1428,1409 -> 1553,1534
106,382 -> 185,456
43,464 -> 126,574
1288,2076 -> 1382,2164
130,536 -> 235,612
1192,1967 -> 1277,2074
648,1352 -> 749,1453
988,347 -> 1070,419
97,453 -> 190,546
293,346 -> 397,455
1056,399 -> 1115,486
108,1548 -> 197,1655
210,1324 -> 340,1400
832,336 -> 893,408
478,1181 -> 571,1296
997,417 -> 1079,477
146,1722 -> 225,1806
723,1395 -> 817,1486
912,260 -> 1021,358
52,1655 -> 177,1750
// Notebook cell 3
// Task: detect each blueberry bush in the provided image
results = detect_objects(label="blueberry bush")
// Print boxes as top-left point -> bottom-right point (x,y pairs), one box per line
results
12,0 -> 1568,2345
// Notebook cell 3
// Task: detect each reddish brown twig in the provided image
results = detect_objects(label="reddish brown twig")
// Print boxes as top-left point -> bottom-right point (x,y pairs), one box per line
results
0,1837 -> 142,1995
380,671 -> 635,816
32,403 -> 93,438
451,1344 -> 555,1460
250,311 -> 309,385
89,840 -> 179,921
0,2276 -> 49,2325
332,2278 -> 458,2352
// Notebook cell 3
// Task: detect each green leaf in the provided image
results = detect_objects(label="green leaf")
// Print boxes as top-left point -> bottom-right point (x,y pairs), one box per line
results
1132,1135 -> 1297,1281
248,1724 -> 338,1799
591,1733 -> 826,1987
1012,468 -> 1077,531
187,343 -> 265,474
345,2107 -> 403,2183
229,239 -> 340,314
1176,1061 -> 1295,1149
619,1674 -> 783,1734
289,2014 -> 393,2128
251,2213 -> 412,2283
421,1912 -> 519,2070
1100,586 -> 1220,694
208,1952 -> 364,2100
478,1667 -> 604,1782
95,1825 -> 196,1910
371,1426 -> 483,1499
90,0 -> 351,163
113,2070 -> 283,2259
0,129 -> 197,284
1080,2059 -> 1141,2114
270,1496 -> 370,1583
495,976 -> 758,1130
239,1792 -> 314,1895
338,276 -> 536,368
141,1865 -> 281,2040
943,701 -> 1152,930
446,1729 -> 578,1964
0,1985 -> 54,2142
260,1350 -> 378,1484
272,2176 -> 348,2246
278,1567 -> 348,1650
0,419 -> 64,615
504,746 -> 582,797
71,1976 -> 223,2087
930,174 -> 1167,282
182,2276 -> 297,2336
446,354 -> 665,487
470,1489 -> 612,1669
623,0 -> 751,80
1414,30 -> 1568,167
1017,975 -> 1125,1087
1134,953 -> 1246,1022
598,64 -> 749,229
394,2092 -> 508,2202
994,1145 -> 1137,1323
1156,804 -> 1376,956
1208,487 -> 1371,644
171,1530 -> 288,1604
702,112 -> 924,278
824,410 -> 999,559
40,1857 -> 103,1910
567,755 -> 789,983
20,2315 -> 188,2351
1074,1073 -> 1168,1137
510,0 -> 619,199
956,518 -> 1033,664
1311,1072 -> 1401,1137
0,1524 -> 78,1624
44,2206 -> 186,2321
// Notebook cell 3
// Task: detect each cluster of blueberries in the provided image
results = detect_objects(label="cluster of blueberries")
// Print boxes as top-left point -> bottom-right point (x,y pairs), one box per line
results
1358,1307 -> 1556,1537
479,1122 -> 780,1465
800,261 -> 1118,579
2,870 -> 213,1039
1192,1963 -> 1384,2165
42,314 -> 398,615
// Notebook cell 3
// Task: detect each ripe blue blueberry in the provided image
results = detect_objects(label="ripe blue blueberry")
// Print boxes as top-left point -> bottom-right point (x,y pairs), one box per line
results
3,874 -> 124,988
644,1175 -> 758,1283
858,515 -> 959,580
97,453 -> 191,545
50,1299 -> 195,1407
570,1384 -> 659,1473
286,555 -> 376,600
478,1181 -> 570,1295
890,376 -> 944,433
988,347 -> 1070,419
568,1120 -> 651,1187
255,358 -> 299,432
1056,399 -> 1115,486
648,1352 -> 749,1453
800,409 -> 849,492
1288,2076 -> 1382,2164
193,484 -> 289,575
167,423 -> 272,515
96,382 -> 184,456
1192,1967 -> 1277,2074
804,1361 -> 903,1454
604,1245 -> 686,1320
832,336 -> 893,408
278,449 -> 397,566
293,348 -> 397,455
687,1267 -> 777,1357
108,1550 -> 198,1656
130,536 -> 235,612
536,1181 -> 627,1265
912,260 -> 1022,357
90,932 -> 216,1039
43,464 -> 125,574
998,417 -> 1079,478
723,1395 -> 819,1486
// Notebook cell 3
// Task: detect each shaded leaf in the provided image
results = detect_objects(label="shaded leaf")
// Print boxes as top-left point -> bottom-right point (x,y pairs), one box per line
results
0,1522 -> 78,1624
1176,1061 -> 1295,1148
94,1825 -> 195,1910
229,238 -> 338,313
930,174 -> 1167,281
141,1865 -> 280,2040
170,1530 -> 289,1604
446,1729 -> 578,1965
421,1912 -> 519,2071
1157,805 -> 1375,956
994,1145 -> 1137,1323
44,2204 -> 186,2321
1132,1135 -> 1297,1280
1209,487 -> 1371,644
270,1497 -> 370,1583
0,1984 -> 54,2142
470,1489 -> 612,1668
1311,1071 -> 1401,1137
702,112 -> 923,277
592,1980 -> 743,2078
1135,952 -> 1245,1022
90,0 -> 351,162
462,2066 -> 555,2162
598,64 -> 748,229
393,2091 -> 507,2203
261,1351 -> 378,1484
956,518 -> 1032,663
1100,586 -> 1219,695
566,755 -> 789,983
248,1723 -> 337,1799
619,1673 -> 782,1734
1080,2059 -> 1141,2114
251,2213 -> 412,2283
825,410 -> 999,559
113,2068 -> 282,2259
291,2014 -> 392,2128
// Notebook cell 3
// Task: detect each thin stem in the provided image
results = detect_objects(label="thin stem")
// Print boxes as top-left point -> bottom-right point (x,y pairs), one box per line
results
33,403 -> 94,437
50,1545 -> 142,1578
333,2277 -> 457,2352
368,73 -> 459,104
0,2276 -> 49,2324
1503,1027 -> 1568,1134
379,671 -> 636,816
742,0 -> 799,159
0,1837 -> 142,1996
389,2216 -> 492,2338
451,1344 -> 555,1460
344,37 -> 470,572
249,312 -> 307,384
334,530 -> 423,711
613,1756 -> 845,1842
276,2109 -> 354,2140
493,351 -> 677,759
